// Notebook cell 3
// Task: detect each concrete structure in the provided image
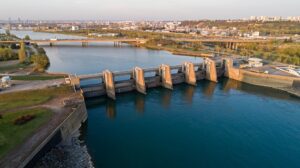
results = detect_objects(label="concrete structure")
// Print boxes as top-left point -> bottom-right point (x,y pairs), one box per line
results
224,58 -> 300,94
159,64 -> 173,90
205,58 -> 218,82
183,62 -> 197,86
134,67 -> 146,94
248,58 -> 263,68
103,70 -> 116,100
73,62 -> 223,99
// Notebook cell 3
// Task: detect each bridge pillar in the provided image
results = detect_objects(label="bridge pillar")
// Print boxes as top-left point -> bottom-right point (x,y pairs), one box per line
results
205,58 -> 218,82
103,70 -> 116,100
82,42 -> 88,47
133,67 -> 146,94
235,43 -> 239,50
159,64 -> 173,90
114,42 -> 122,47
50,42 -> 53,47
183,62 -> 197,86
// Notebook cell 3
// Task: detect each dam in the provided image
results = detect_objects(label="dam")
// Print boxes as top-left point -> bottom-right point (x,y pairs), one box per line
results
3,30 -> 300,168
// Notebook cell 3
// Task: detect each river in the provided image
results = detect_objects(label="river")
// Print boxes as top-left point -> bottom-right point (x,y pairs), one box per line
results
5,30 -> 300,168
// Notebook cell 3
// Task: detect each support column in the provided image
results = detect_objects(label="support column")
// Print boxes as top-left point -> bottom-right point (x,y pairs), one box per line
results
133,67 -> 146,94
82,42 -> 88,47
50,42 -> 53,47
103,70 -> 116,100
205,58 -> 218,82
183,62 -> 196,86
159,64 -> 173,90
235,43 -> 239,50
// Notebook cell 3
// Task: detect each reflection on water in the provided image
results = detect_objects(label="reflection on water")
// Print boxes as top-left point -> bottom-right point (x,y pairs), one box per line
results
221,78 -> 298,101
182,85 -> 196,104
106,99 -> 117,119
202,81 -> 217,98
160,89 -> 172,108
135,94 -> 146,114
86,79 -> 299,120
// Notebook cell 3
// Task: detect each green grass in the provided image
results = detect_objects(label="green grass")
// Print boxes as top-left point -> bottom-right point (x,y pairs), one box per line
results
0,86 -> 73,112
11,75 -> 65,81
0,108 -> 53,159
0,63 -> 29,73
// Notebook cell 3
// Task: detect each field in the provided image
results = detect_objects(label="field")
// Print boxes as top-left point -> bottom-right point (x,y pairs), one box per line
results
0,108 -> 52,159
0,86 -> 73,159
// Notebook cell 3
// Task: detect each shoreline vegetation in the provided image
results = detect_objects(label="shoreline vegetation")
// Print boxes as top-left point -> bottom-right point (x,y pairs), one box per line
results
0,32 -> 61,80
36,28 -> 300,65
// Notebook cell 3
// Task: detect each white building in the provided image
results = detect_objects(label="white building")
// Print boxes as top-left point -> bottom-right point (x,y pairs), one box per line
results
251,31 -> 260,38
248,58 -> 263,67
71,26 -> 79,31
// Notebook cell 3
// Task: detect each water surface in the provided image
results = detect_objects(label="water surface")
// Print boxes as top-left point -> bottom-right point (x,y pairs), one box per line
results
7,30 -> 300,168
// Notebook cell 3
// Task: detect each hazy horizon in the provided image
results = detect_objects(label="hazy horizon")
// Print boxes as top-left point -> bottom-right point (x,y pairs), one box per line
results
1,0 -> 299,20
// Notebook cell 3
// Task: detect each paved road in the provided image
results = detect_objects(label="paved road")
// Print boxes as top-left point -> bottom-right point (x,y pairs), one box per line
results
0,79 -> 65,94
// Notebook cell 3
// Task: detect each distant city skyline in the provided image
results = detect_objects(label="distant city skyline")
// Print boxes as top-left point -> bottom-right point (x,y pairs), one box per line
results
1,0 -> 299,20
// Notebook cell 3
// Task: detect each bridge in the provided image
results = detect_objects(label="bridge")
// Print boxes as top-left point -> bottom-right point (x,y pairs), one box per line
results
0,38 -> 148,46
171,38 -> 272,50
0,37 -> 272,49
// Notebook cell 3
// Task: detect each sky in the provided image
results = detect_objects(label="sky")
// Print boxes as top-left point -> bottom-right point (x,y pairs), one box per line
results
0,0 -> 299,20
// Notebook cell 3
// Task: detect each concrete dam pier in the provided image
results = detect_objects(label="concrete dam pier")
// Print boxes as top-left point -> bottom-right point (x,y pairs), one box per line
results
69,58 -> 223,99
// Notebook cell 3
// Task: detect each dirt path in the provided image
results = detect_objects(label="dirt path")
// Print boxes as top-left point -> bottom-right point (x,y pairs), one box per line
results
0,79 -> 66,94
0,60 -> 19,67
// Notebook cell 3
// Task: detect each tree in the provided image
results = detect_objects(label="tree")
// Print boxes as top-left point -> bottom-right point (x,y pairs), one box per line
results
5,29 -> 10,36
24,35 -> 31,40
31,54 -> 50,72
18,42 -> 26,63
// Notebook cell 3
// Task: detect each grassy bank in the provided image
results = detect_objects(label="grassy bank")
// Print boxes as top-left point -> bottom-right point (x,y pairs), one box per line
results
11,75 -> 66,81
0,108 -> 52,159
144,44 -> 213,57
0,85 -> 73,159
0,63 -> 30,73
0,85 -> 73,112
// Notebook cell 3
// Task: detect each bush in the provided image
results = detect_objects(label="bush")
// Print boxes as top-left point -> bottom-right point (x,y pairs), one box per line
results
14,114 -> 36,125
0,48 -> 18,61
0,134 -> 6,146
31,54 -> 50,72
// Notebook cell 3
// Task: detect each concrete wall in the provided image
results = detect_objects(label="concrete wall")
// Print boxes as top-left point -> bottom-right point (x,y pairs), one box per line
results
224,58 -> 300,89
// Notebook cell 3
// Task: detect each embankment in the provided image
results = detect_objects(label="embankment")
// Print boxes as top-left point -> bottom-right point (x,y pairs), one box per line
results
225,60 -> 300,97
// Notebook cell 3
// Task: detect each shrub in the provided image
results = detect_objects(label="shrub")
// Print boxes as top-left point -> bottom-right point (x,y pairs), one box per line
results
0,134 -> 6,146
14,114 -> 36,125
31,54 -> 50,72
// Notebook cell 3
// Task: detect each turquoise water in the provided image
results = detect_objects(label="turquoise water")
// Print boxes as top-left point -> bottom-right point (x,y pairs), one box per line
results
6,30 -> 300,168
83,79 -> 300,168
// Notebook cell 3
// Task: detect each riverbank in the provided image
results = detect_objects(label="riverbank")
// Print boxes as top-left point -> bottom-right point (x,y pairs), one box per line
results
143,44 -> 213,57
0,84 -> 91,168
